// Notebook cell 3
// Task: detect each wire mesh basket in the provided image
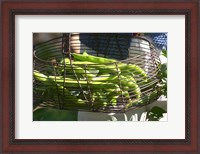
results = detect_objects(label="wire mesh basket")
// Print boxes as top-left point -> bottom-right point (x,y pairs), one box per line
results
33,33 -> 161,113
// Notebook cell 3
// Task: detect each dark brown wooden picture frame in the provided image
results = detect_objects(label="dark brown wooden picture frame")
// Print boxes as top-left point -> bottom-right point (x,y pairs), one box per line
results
1,0 -> 199,153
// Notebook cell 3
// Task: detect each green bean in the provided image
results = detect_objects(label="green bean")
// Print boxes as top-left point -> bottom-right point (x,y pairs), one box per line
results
36,71 -> 119,93
60,52 -> 146,81
107,93 -> 119,106
122,91 -> 132,104
33,70 -> 48,82
119,75 -> 141,99
60,58 -> 120,74
65,58 -> 146,78
92,75 -> 117,82
48,77 -> 119,90
122,86 -> 129,91
72,51 -> 116,64
92,91 -> 108,107
109,98 -> 118,106
61,53 -> 147,78
92,74 -> 141,99
62,64 -> 96,80
118,63 -> 147,78
48,86 -> 91,109
34,72 -> 87,107
34,50 -> 148,110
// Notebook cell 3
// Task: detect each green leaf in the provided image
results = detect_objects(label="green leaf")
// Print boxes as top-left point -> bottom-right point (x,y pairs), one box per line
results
161,63 -> 167,74
33,107 -> 78,121
147,106 -> 167,121
161,49 -> 167,58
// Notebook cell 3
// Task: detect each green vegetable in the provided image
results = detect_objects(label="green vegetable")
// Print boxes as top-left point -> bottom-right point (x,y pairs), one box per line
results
118,63 -> 147,78
119,75 -> 141,98
34,70 -> 119,90
34,50 -> 153,111
92,74 -> 117,82
61,64 -> 97,80
50,78 -> 118,89
60,58 -> 120,74
92,91 -> 108,107
33,70 -> 48,82
61,52 -> 147,78
72,51 -> 117,64
122,91 -> 132,104
91,74 -> 141,99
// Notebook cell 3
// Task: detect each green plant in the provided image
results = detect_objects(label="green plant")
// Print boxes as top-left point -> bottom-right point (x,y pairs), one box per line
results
33,107 -> 78,121
158,49 -> 167,98
108,106 -> 167,121
147,106 -> 167,121
108,112 -> 149,121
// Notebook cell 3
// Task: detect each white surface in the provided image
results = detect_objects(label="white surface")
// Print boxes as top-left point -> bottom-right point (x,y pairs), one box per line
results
15,15 -> 185,139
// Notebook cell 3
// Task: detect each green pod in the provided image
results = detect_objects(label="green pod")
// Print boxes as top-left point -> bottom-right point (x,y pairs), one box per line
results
92,74 -> 141,99
60,58 -> 120,74
108,95 -> 119,106
92,75 -> 118,82
72,51 -> 117,64
49,77 -> 119,90
119,75 -> 141,99
122,86 -> 129,91
109,98 -> 117,106
118,63 -> 147,78
62,64 -> 97,80
34,71 -> 83,99
93,99 -> 108,108
33,70 -> 48,82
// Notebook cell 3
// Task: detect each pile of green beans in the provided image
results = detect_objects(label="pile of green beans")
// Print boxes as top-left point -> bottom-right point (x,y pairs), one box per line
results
34,51 -> 157,111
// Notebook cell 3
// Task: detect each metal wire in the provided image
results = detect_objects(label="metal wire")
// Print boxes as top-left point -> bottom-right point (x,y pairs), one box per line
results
33,33 -> 161,113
